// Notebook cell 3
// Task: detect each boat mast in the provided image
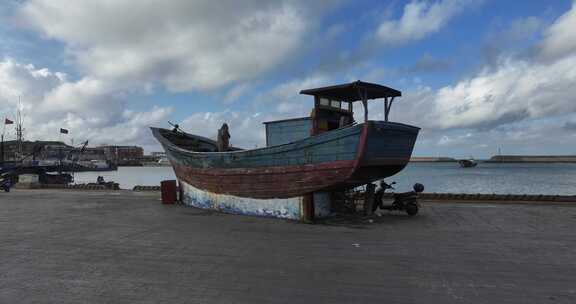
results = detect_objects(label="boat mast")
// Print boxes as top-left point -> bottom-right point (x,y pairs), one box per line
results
16,101 -> 25,160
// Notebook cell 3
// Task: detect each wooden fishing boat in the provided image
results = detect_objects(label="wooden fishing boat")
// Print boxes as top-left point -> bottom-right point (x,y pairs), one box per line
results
151,81 -> 420,219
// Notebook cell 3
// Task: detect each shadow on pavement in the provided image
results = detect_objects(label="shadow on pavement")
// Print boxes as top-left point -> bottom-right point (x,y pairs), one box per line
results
315,212 -> 423,229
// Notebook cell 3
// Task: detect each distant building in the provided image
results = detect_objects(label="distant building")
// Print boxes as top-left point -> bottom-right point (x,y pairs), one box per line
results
1,140 -> 71,161
99,145 -> 144,166
75,147 -> 107,161
150,151 -> 166,158
40,144 -> 74,159
138,151 -> 171,166
1,140 -> 146,166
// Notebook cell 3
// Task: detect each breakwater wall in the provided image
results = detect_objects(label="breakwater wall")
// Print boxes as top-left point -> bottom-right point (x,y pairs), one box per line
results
133,185 -> 162,191
382,193 -> 576,202
28,185 -> 576,203
487,155 -> 576,163
39,183 -> 119,190
131,185 -> 576,203
27,184 -> 157,191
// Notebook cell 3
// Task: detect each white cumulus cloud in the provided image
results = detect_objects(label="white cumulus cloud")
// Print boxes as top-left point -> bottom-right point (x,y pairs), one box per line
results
19,0 -> 319,92
426,1 -> 576,130
539,1 -> 576,61
0,58 -> 171,150
429,55 -> 576,129
376,0 -> 476,45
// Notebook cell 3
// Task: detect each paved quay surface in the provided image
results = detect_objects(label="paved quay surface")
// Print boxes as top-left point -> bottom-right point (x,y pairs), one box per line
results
1,189 -> 575,304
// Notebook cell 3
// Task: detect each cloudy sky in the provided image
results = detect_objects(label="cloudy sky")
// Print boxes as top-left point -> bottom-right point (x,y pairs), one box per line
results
1,0 -> 575,157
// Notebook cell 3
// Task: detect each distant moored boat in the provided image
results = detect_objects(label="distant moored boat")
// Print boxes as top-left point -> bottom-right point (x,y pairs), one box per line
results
458,159 -> 478,168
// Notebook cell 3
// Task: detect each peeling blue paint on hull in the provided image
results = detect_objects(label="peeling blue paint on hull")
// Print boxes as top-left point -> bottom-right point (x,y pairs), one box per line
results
179,180 -> 332,220
180,180 -> 304,220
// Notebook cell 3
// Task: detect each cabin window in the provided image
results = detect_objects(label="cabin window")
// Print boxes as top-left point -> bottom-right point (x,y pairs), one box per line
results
318,97 -> 350,112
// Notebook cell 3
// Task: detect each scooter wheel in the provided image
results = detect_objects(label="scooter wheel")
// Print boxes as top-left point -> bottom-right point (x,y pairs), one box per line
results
405,203 -> 418,216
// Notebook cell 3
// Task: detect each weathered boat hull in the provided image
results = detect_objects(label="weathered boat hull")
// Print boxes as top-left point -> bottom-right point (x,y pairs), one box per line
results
151,121 -> 419,199
179,181 -> 332,220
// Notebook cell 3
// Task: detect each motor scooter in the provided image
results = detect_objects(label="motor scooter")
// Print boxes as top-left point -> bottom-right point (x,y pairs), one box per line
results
373,181 -> 424,216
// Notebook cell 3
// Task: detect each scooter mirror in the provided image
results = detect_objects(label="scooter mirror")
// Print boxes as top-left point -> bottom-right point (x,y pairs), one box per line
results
413,183 -> 424,193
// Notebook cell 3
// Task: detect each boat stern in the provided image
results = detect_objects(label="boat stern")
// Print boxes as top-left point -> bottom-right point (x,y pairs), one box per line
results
350,121 -> 420,183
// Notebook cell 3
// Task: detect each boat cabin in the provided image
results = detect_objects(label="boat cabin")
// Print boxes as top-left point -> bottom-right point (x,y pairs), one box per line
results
263,80 -> 402,147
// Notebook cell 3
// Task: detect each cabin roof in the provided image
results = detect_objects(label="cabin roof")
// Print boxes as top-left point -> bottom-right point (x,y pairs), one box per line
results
262,117 -> 310,125
299,80 -> 401,102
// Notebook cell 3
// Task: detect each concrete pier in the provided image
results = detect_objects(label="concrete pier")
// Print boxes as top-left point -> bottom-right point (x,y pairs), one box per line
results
1,189 -> 575,303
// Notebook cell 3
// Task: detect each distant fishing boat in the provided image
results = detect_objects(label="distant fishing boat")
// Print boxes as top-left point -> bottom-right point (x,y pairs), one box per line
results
458,158 -> 478,168
152,81 -> 420,219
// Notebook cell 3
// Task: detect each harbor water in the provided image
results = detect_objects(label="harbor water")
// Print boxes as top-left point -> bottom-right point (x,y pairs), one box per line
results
392,162 -> 576,195
73,163 -> 576,195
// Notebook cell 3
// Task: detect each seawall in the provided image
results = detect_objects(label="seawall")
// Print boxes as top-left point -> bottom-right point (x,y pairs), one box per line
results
487,155 -> 576,163
24,185 -> 576,204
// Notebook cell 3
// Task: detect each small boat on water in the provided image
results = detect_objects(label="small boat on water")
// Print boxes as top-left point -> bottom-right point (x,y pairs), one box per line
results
152,81 -> 420,219
458,158 -> 478,168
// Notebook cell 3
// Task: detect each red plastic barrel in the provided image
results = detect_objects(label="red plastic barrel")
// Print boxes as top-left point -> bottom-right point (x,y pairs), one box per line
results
160,180 -> 177,204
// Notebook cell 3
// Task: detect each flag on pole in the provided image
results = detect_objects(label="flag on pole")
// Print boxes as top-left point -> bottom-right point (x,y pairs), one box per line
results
4,118 -> 13,125
60,128 -> 69,134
